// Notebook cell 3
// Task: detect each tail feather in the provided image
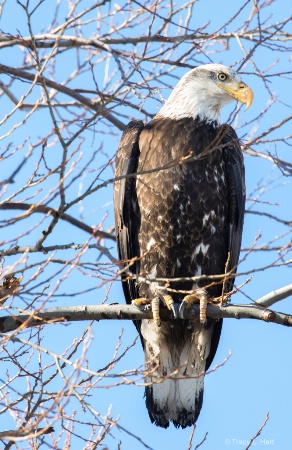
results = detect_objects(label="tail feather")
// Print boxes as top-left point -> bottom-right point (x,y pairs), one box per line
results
141,319 -> 213,428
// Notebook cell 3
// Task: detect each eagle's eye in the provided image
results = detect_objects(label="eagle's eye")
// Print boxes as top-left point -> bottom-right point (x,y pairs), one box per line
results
218,72 -> 228,82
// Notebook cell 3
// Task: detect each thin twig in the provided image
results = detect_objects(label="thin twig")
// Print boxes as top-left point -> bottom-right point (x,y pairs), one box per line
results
245,413 -> 269,450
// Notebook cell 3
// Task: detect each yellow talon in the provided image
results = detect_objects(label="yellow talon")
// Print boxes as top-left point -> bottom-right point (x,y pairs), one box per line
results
132,298 -> 148,307
181,294 -> 199,309
161,295 -> 174,311
132,295 -> 175,326
180,289 -> 210,325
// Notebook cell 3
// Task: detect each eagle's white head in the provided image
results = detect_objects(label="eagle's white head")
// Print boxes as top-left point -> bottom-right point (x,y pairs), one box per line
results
156,63 -> 253,123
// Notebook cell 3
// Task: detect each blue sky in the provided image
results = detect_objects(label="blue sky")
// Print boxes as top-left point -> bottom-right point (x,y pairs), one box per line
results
0,0 -> 292,449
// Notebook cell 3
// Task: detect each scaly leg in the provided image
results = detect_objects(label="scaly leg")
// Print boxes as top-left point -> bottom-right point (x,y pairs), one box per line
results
179,288 -> 210,325
132,295 -> 176,326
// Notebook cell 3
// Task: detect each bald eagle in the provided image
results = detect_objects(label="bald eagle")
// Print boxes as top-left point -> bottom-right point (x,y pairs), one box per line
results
114,64 -> 252,428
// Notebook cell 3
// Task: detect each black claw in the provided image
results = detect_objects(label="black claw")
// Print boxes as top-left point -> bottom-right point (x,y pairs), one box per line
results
171,303 -> 180,319
187,321 -> 193,329
178,301 -> 186,319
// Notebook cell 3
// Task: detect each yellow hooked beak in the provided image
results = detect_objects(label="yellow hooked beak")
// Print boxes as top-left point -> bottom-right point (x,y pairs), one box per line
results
217,82 -> 253,110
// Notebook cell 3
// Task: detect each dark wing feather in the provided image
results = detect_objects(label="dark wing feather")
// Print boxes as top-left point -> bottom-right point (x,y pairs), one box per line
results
223,125 -> 246,279
206,124 -> 245,370
114,120 -> 144,334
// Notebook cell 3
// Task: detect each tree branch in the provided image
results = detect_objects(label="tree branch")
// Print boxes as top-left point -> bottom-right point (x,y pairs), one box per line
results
0,30 -> 290,50
0,202 -> 116,241
0,427 -> 55,441
255,284 -> 292,307
0,63 -> 126,131
1,284 -> 292,334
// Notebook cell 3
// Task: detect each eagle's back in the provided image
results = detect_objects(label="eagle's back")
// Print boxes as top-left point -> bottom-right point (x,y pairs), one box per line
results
137,118 -> 230,299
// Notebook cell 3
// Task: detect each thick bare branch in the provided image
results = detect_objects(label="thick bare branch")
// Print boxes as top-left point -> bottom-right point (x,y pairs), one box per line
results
1,284 -> 292,334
